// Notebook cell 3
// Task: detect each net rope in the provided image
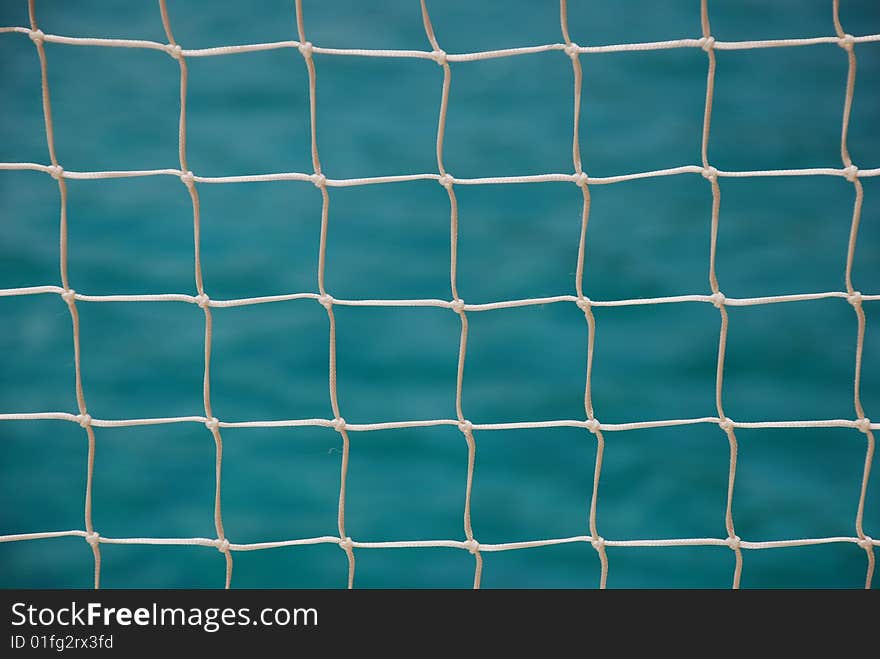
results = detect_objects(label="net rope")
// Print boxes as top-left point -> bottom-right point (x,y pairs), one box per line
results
0,0 -> 877,588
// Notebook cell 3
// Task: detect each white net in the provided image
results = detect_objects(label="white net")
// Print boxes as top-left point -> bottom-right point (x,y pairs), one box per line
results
0,0 -> 877,589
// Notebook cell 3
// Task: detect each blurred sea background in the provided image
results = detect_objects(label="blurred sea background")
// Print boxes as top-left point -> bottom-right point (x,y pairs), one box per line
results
1,0 -> 879,588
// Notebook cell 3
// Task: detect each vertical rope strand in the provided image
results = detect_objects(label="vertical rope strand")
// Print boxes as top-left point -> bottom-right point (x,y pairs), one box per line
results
421,0 -> 482,589
159,0 -> 232,588
295,0 -> 355,588
561,0 -> 608,588
833,0 -> 875,589
699,0 -> 743,589
28,0 -> 103,589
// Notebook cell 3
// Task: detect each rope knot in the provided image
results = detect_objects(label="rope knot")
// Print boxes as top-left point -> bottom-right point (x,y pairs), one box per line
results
194,293 -> 210,308
585,418 -> 601,434
464,538 -> 480,554
47,164 -> 64,180
438,173 -> 454,189
311,172 -> 327,188
85,532 -> 100,546
331,417 -> 346,433
450,298 -> 465,314
179,170 -> 195,188
572,171 -> 589,188
564,42 -> 580,59
317,293 -> 334,310
858,535 -> 874,550
576,296 -> 591,313
726,535 -> 742,550
700,36 -> 716,52
457,419 -> 473,434
61,289 -> 76,305
842,164 -> 858,182
77,413 -> 92,429
165,43 -> 184,60
339,537 -> 354,551
838,33 -> 855,51
205,417 -> 220,431
710,291 -> 726,309
431,49 -> 447,66
847,291 -> 863,308
298,41 -> 314,58
28,29 -> 45,45
590,536 -> 606,551
215,538 -> 230,553
719,417 -> 735,432
855,417 -> 871,434
702,165 -> 718,181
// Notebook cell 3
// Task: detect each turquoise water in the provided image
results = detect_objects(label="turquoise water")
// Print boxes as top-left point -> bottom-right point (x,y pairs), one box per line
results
1,0 -> 879,588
